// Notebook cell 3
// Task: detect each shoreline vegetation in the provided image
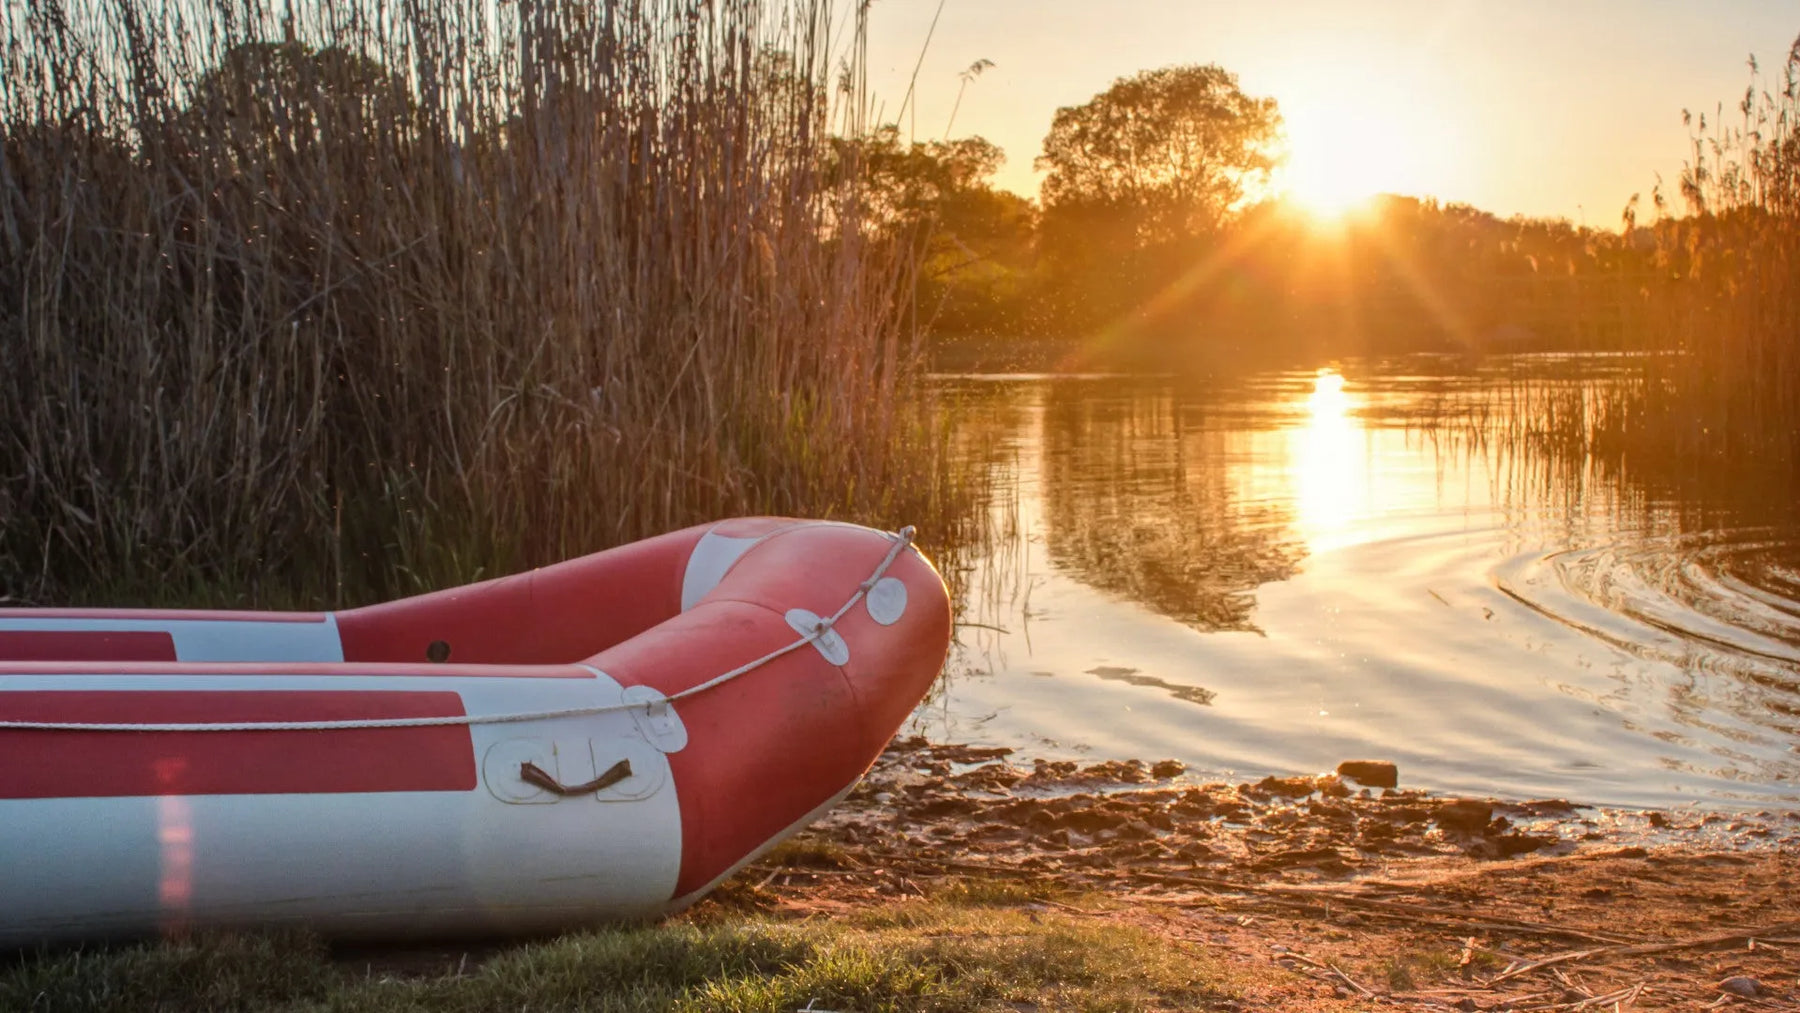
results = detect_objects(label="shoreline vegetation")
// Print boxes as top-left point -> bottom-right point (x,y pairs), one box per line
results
3,4 -> 1794,604
907,40 -> 1800,491
0,0 -> 979,608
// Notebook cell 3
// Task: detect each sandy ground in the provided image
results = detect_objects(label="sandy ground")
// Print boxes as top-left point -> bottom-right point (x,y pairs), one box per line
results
715,738 -> 1800,1011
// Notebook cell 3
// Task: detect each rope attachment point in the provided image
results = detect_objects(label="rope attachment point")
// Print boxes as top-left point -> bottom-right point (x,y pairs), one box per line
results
0,523 -> 922,735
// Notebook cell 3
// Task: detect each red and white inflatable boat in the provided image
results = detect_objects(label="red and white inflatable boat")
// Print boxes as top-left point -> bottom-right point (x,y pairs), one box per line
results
0,518 -> 949,946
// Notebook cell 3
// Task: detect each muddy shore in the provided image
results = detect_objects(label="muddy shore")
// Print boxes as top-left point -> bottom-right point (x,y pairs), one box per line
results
718,738 -> 1800,1011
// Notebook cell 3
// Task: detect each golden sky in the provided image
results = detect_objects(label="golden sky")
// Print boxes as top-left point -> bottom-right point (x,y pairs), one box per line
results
863,1 -> 1798,226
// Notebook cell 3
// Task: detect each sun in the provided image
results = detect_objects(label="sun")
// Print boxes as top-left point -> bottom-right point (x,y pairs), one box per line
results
1274,95 -> 1419,224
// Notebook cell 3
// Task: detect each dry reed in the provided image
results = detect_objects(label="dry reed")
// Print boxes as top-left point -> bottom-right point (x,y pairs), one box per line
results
1453,35 -> 1800,498
1620,35 -> 1800,461
0,0 -> 976,606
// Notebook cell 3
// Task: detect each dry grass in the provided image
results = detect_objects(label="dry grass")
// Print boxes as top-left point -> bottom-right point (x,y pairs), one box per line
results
1615,35 -> 1800,460
0,0 -> 978,607
1430,36 -> 1800,500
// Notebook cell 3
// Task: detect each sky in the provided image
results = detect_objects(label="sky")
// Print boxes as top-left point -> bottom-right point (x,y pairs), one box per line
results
860,1 -> 1800,225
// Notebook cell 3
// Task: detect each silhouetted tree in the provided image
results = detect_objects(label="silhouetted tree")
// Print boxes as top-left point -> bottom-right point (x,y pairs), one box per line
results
1033,65 -> 1280,338
834,127 -> 1040,335
1037,64 -> 1280,245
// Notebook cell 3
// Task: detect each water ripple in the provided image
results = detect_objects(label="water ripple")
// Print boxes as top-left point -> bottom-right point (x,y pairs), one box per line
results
1497,529 -> 1800,745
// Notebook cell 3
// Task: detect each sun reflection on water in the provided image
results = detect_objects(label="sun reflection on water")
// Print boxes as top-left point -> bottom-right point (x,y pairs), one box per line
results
1294,369 -> 1368,551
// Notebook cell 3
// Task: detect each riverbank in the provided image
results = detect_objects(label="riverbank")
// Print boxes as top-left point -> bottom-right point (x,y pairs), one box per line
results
725,738 -> 1799,1010
6,739 -> 1795,1012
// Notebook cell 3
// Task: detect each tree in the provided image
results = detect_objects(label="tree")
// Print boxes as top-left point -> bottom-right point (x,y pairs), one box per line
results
180,42 -> 416,165
1032,65 -> 1280,338
831,127 -> 1040,335
836,127 -> 1008,228
1036,64 -> 1281,247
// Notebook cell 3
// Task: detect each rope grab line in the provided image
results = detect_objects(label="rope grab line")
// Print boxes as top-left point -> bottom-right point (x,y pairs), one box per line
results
0,526 -> 918,734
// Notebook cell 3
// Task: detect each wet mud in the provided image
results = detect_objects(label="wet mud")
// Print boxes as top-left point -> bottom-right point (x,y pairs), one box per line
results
720,739 -> 1800,1010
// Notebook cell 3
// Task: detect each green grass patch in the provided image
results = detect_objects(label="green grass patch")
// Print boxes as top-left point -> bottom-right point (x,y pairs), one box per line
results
2,903 -> 1241,1013
921,877 -> 1068,909
759,839 -> 860,871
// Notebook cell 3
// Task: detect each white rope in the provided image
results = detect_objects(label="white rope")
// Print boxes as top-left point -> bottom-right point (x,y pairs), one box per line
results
0,526 -> 918,734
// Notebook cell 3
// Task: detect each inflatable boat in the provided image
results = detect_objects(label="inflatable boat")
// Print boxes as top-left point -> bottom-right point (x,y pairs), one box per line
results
0,518 -> 950,946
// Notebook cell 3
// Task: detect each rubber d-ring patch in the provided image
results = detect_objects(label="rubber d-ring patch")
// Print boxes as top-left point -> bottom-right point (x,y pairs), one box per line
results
786,608 -> 850,666
865,577 -> 908,626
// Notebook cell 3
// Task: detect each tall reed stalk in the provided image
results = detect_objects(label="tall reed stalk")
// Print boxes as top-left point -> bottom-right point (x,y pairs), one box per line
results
1623,35 -> 1800,463
0,0 -> 973,606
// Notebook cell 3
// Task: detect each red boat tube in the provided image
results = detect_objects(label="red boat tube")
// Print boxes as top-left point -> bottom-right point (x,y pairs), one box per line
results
0,518 -> 950,944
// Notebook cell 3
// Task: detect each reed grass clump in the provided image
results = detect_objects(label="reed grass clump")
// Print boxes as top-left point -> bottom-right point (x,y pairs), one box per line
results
1618,35 -> 1800,464
0,0 -> 973,607
1446,36 -> 1800,508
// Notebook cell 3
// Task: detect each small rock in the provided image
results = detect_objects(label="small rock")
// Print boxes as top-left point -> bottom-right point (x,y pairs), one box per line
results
913,797 -> 976,818
1150,759 -> 1186,779
1434,799 -> 1495,833
1253,774 -> 1317,798
1491,832 -> 1555,857
1061,809 -> 1121,834
1117,819 -> 1157,841
1174,840 -> 1215,861
1513,798 -> 1577,816
1315,775 -> 1351,798
1336,760 -> 1398,788
1717,976 -> 1763,997
1250,846 -> 1350,872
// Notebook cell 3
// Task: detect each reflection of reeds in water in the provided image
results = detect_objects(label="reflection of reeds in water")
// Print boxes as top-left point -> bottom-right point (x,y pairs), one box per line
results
931,380 -> 1030,678
0,1 -> 981,606
1398,359 -> 1794,536
1037,385 -> 1301,632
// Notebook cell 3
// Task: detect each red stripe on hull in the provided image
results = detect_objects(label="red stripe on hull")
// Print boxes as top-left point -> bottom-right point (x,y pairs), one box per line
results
0,691 -> 476,798
0,631 -> 177,662
0,610 -> 329,623
0,661 -> 597,679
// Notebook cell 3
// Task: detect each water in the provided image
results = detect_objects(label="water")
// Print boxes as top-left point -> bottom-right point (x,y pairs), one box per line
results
923,357 -> 1800,809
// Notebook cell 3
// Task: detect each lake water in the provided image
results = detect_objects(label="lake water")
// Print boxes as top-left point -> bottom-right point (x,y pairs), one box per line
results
923,357 -> 1800,809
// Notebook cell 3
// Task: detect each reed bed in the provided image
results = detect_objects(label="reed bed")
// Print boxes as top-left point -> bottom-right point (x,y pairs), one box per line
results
1607,36 -> 1800,464
0,0 -> 977,607
1432,36 -> 1800,509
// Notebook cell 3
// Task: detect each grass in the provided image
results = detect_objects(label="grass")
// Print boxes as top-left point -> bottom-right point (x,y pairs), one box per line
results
0,898 -> 1244,1013
0,0 -> 982,609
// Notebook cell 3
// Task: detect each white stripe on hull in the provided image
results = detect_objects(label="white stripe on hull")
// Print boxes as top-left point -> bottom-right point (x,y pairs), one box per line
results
0,669 -> 684,945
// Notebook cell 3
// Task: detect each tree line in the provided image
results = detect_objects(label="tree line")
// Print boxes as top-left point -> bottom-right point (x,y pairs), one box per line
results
866,57 -> 1800,372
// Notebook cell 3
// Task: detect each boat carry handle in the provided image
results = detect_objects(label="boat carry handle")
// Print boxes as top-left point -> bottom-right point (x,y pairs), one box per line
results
519,758 -> 632,796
